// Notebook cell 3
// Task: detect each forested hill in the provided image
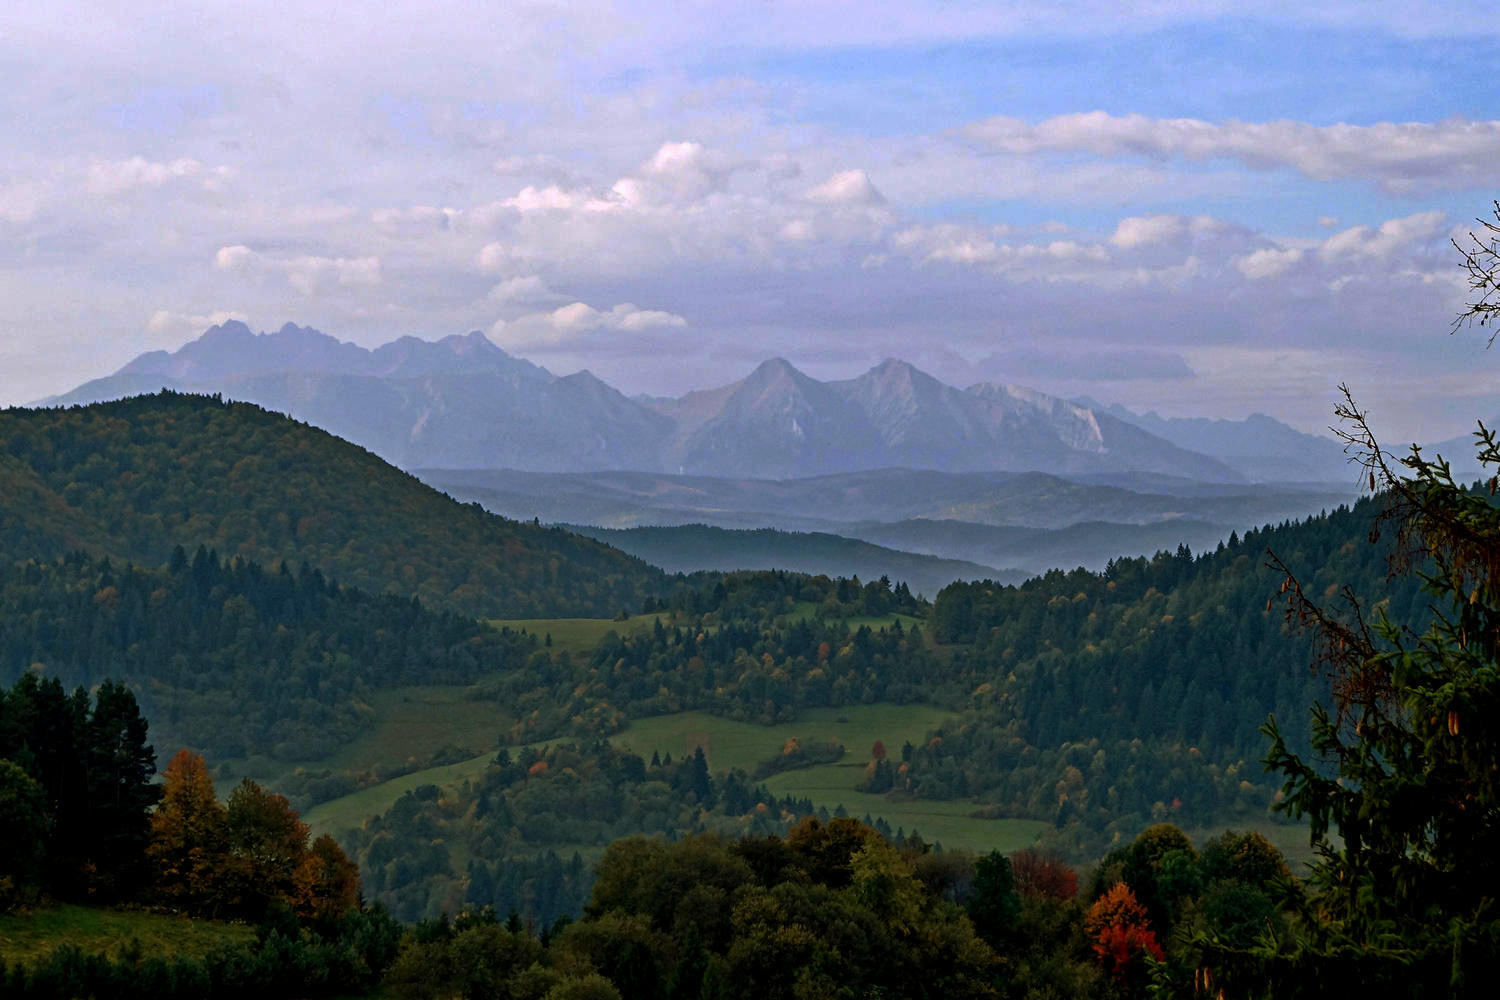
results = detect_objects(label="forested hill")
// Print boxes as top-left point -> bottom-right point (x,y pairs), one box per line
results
0,548 -> 536,762
0,392 -> 668,618
895,495 -> 1430,846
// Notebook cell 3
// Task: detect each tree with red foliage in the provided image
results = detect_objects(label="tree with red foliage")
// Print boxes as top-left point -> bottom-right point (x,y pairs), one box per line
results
1010,847 -> 1078,901
1084,883 -> 1163,982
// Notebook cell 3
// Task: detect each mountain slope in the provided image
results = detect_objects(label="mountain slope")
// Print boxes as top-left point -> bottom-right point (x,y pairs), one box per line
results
0,392 -> 667,618
652,357 -> 888,478
1079,399 -> 1352,482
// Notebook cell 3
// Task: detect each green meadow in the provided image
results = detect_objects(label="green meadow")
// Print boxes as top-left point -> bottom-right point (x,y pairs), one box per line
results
0,905 -> 255,968
299,692 -> 1050,858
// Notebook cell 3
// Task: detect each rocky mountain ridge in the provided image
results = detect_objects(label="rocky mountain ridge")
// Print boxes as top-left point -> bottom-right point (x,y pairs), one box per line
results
49,321 -> 1320,482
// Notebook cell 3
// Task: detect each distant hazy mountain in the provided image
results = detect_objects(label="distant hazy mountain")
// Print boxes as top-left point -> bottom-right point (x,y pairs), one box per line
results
651,358 -> 886,479
50,322 -> 1246,481
50,321 -> 672,471
1425,420 -> 1495,480
566,523 -> 1027,596
420,466 -> 1357,574
1075,397 -> 1352,483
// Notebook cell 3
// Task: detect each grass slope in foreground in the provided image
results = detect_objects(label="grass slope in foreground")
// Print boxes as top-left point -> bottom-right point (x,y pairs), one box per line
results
0,905 -> 255,967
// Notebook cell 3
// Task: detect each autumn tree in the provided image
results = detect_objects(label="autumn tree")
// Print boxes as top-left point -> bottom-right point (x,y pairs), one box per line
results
225,778 -> 310,917
1084,882 -> 1163,985
148,749 -> 228,912
292,834 -> 362,922
1010,848 -> 1078,902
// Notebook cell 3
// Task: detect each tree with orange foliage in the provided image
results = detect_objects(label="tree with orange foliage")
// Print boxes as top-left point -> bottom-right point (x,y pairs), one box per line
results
147,749 -> 228,913
1084,883 -> 1163,983
293,834 -> 361,922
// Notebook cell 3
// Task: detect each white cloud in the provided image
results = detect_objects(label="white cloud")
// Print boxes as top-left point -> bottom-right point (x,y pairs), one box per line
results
639,141 -> 732,201
493,300 -> 688,349
146,308 -> 248,338
0,180 -> 47,223
488,275 -> 559,303
1236,247 -> 1304,280
778,219 -> 815,242
371,205 -> 456,238
85,157 -> 209,196
505,184 -> 624,214
965,113 -> 1500,192
215,245 -> 255,271
214,245 -> 381,293
1110,215 -> 1185,249
807,169 -> 885,205
1320,210 -> 1447,259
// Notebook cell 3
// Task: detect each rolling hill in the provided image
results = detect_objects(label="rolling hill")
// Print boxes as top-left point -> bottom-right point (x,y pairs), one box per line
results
0,392 -> 667,618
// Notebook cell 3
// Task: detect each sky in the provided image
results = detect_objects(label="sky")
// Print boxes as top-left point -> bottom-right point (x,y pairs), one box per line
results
2,1 -> 1498,443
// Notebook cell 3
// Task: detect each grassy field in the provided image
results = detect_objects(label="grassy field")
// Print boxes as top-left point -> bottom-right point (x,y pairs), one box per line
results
609,704 -> 954,774
0,905 -> 255,967
303,748 -> 493,835
613,704 -> 1045,854
219,684 -> 511,798
488,613 -> 669,654
304,703 -> 964,837
1182,816 -> 1323,870
765,763 -> 1048,854
313,686 -> 508,774
302,699 -> 1051,858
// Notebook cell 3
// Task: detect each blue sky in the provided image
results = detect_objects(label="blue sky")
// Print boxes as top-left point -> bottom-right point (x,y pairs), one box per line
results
1,1 -> 1498,442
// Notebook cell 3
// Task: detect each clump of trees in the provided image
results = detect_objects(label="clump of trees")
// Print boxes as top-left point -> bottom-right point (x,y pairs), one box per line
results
148,749 -> 361,923
1,676 -> 157,905
385,817 -> 1003,1000
1,681 -> 404,999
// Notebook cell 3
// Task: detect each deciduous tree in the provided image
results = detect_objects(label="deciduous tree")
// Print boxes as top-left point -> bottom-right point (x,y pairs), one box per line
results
147,749 -> 228,912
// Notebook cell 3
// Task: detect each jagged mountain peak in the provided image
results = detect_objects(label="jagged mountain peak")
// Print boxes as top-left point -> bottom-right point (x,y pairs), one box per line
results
743,356 -> 812,385
54,327 -> 1262,482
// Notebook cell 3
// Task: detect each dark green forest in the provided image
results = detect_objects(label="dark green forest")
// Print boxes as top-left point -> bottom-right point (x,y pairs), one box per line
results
0,547 -> 535,761
0,392 -> 667,619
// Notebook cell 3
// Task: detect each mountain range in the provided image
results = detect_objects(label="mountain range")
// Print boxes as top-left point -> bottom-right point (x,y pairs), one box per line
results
46,321 -> 1343,483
